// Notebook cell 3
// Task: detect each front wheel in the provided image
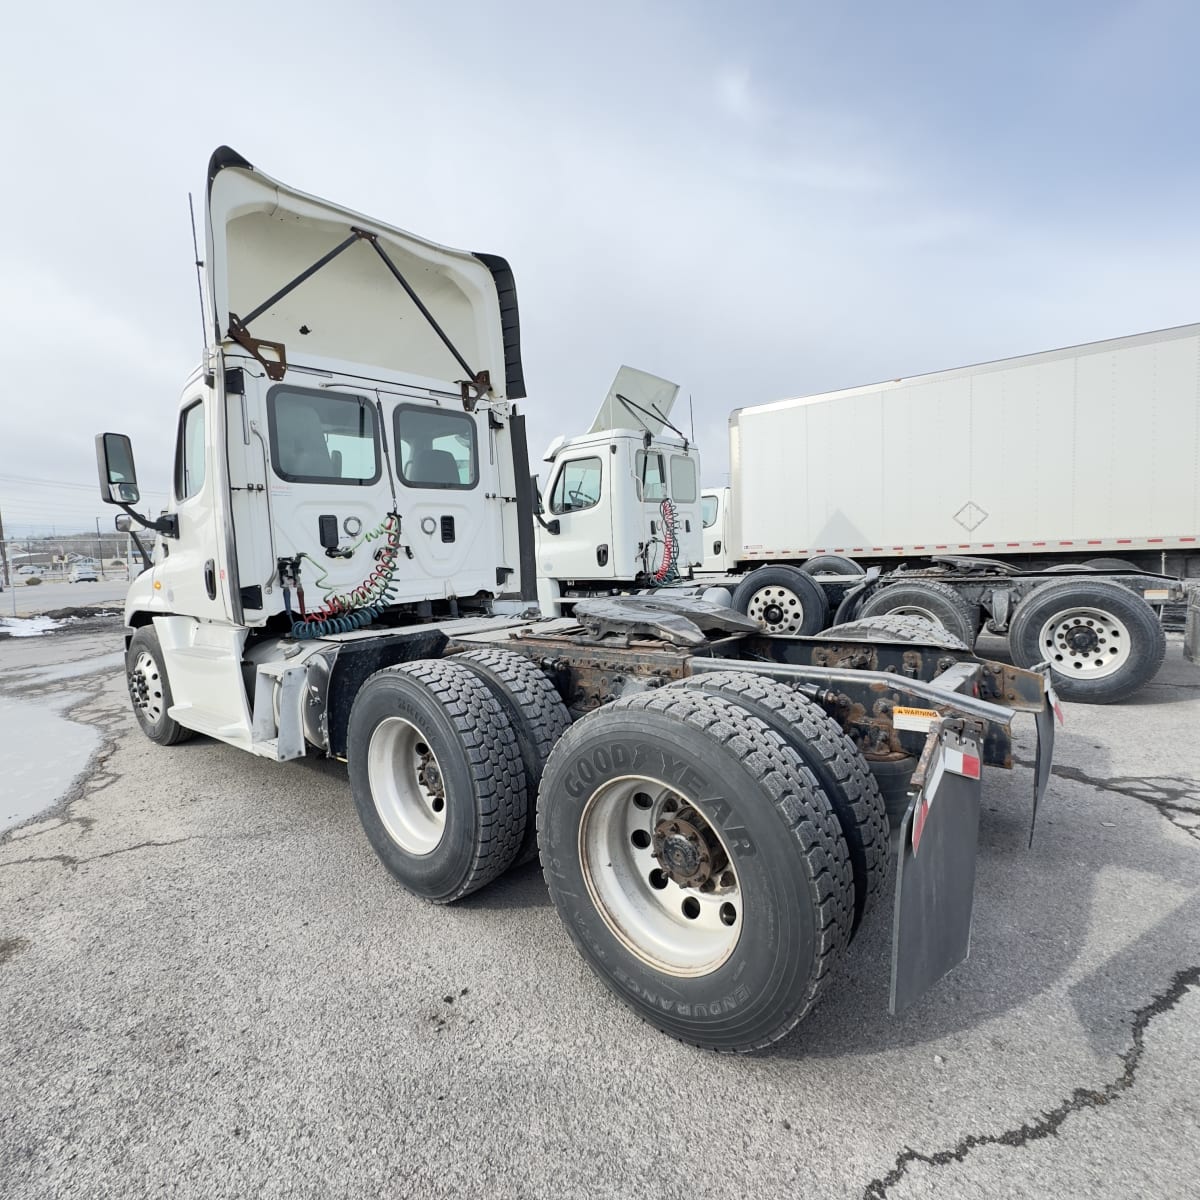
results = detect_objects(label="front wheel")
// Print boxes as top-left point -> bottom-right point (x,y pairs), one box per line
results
126,626 -> 194,746
1007,580 -> 1166,703
538,687 -> 852,1052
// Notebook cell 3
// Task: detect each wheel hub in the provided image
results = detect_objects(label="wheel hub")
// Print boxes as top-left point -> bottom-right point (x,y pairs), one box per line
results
762,603 -> 784,625
1065,625 -> 1099,653
652,807 -> 727,889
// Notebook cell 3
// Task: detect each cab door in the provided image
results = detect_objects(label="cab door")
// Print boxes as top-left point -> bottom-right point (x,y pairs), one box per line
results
538,453 -> 615,581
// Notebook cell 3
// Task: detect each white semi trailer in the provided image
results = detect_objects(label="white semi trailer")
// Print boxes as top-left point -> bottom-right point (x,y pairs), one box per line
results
699,326 -> 1200,703
97,147 -> 1072,1053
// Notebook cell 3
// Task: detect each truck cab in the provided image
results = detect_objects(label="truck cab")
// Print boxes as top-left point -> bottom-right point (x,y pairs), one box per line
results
534,367 -> 702,615
97,146 -> 533,755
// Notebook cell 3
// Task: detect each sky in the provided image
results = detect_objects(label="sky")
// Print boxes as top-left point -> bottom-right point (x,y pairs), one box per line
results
1,0 -> 1197,538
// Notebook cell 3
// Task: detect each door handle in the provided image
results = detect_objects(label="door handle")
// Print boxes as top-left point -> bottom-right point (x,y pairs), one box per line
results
204,559 -> 217,600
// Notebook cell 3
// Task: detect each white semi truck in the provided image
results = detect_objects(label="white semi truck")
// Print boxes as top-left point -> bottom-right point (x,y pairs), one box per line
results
696,327 -> 1200,703
98,147 -> 1070,1053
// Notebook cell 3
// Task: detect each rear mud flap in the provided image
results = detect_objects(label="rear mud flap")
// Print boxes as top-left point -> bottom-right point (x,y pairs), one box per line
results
1185,588 -> 1200,665
1030,678 -> 1057,847
889,727 -> 983,1015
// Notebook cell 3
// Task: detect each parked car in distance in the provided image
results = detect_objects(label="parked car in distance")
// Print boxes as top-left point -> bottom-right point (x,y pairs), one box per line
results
69,563 -> 99,582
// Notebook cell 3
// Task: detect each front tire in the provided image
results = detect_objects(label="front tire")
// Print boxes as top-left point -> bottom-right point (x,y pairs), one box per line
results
126,626 -> 194,746
538,688 -> 852,1052
1007,580 -> 1165,703
347,660 -> 527,902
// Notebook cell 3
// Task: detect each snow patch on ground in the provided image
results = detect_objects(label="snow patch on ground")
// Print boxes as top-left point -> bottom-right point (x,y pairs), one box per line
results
0,615 -> 63,638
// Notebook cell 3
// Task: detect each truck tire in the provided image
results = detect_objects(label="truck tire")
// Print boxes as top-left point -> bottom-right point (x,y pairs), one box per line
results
1084,557 -> 1141,572
126,626 -> 195,746
821,613 -> 970,651
802,554 -> 865,577
454,648 -> 572,866
677,670 -> 888,937
731,565 -> 829,635
538,687 -> 852,1052
347,659 -> 527,902
1007,580 -> 1166,704
857,581 -> 978,646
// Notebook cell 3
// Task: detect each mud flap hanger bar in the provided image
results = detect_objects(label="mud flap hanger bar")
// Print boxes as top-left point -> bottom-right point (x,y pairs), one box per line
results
225,226 -> 491,410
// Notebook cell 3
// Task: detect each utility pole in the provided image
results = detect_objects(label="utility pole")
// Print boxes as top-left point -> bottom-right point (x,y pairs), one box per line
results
0,505 -> 9,585
95,516 -> 105,579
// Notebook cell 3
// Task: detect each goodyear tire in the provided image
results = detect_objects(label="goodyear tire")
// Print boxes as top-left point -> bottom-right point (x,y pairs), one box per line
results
538,688 -> 852,1053
126,626 -> 195,746
731,565 -> 830,635
454,648 -> 571,865
1007,579 -> 1166,703
347,660 -> 527,902
677,671 -> 888,937
857,580 -> 979,646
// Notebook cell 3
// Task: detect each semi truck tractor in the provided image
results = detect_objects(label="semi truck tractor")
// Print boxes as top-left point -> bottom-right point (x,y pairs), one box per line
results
697,327 -> 1200,703
98,146 -> 1066,1053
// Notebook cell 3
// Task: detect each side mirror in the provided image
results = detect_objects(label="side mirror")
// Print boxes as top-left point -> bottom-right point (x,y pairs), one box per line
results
114,514 -> 134,533
545,518 -> 560,535
95,433 -> 140,505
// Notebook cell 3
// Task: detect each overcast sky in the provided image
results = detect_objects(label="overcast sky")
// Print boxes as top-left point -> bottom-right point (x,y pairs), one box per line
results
1,0 -> 1197,537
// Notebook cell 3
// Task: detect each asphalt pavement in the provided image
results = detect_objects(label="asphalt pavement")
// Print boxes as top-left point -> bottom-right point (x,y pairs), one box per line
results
1,621 -> 1198,1198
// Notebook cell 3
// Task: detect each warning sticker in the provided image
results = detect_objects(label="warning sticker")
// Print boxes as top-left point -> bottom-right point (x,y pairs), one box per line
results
1143,589 -> 1170,601
893,705 -> 940,733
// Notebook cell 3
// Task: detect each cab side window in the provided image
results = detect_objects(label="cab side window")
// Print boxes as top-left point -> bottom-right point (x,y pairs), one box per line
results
550,457 -> 603,514
671,455 -> 697,503
635,450 -> 667,501
701,495 -> 719,528
175,400 -> 206,501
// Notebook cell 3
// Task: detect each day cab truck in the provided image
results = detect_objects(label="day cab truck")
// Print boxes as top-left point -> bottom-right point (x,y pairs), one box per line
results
698,327 -> 1200,704
98,147 -> 1062,1053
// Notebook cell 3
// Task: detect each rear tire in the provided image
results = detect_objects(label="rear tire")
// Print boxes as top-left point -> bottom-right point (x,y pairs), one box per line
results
731,565 -> 830,635
454,648 -> 571,865
347,660 -> 527,902
1007,580 -> 1165,703
802,554 -> 865,577
677,671 -> 888,937
821,613 -> 970,650
538,688 -> 852,1052
857,580 -> 978,645
126,626 -> 195,746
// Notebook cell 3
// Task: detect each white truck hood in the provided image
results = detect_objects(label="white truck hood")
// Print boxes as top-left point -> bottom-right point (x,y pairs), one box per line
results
587,365 -> 680,435
204,146 -> 524,398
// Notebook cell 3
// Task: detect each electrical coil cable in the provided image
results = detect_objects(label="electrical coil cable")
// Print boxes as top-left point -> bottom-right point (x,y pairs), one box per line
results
286,512 -> 403,639
650,497 -> 680,585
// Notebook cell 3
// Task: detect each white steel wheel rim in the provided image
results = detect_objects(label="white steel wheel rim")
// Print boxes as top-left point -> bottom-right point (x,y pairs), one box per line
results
367,717 -> 447,855
1038,607 -> 1132,680
130,650 -> 164,723
578,774 -> 742,977
746,584 -> 807,634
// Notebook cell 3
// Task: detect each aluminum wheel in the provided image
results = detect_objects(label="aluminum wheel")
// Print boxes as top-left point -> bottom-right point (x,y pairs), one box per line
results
888,603 -> 942,625
1038,607 -> 1132,680
578,775 -> 742,977
366,717 -> 448,855
128,649 -> 165,724
746,585 -> 808,635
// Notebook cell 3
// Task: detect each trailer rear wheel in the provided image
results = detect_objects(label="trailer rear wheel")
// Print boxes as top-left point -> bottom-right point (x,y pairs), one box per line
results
1084,557 -> 1142,572
1008,580 -> 1166,703
126,626 -> 196,746
454,648 -> 571,866
347,660 -> 527,902
731,565 -> 829,635
677,671 -> 888,937
857,581 -> 978,645
538,688 -> 852,1052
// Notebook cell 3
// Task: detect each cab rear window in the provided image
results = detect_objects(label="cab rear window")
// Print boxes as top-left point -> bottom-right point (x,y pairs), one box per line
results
268,388 -> 380,484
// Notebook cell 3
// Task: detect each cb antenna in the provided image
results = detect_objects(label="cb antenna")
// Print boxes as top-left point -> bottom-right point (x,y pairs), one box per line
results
689,393 -> 695,444
187,192 -> 206,351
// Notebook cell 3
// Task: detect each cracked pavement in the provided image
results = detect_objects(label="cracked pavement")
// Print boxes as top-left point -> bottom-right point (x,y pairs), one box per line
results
1,623 -> 1198,1198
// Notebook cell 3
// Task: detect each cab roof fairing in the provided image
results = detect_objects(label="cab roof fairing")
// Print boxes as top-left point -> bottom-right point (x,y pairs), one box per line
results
203,147 -> 524,399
